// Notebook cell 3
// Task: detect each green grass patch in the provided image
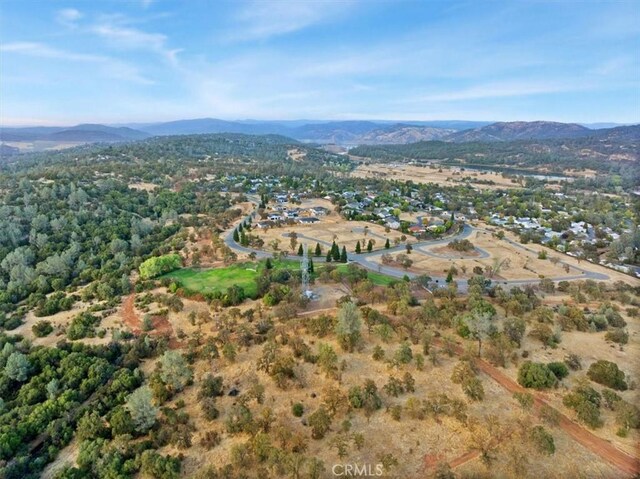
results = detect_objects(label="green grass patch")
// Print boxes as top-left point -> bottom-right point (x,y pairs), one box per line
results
162,258 -> 396,298
162,259 -> 298,298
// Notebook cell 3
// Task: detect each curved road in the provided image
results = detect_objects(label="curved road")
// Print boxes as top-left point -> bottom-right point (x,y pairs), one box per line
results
224,198 -> 610,292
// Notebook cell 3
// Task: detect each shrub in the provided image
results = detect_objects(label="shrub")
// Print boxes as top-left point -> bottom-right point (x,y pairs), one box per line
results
587,360 -> 627,391
32,320 -> 54,337
292,403 -> 304,417
563,385 -> 603,429
604,328 -> 628,345
517,362 -> 558,389
529,425 -> 555,455
547,362 -> 569,380
564,354 -> 582,371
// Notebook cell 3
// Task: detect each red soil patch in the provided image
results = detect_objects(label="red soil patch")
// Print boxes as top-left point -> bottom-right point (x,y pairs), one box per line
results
121,294 -> 184,349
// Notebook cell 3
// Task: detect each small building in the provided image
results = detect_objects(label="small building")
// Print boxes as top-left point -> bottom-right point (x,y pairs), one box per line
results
257,221 -> 275,229
310,206 -> 330,216
298,217 -> 320,224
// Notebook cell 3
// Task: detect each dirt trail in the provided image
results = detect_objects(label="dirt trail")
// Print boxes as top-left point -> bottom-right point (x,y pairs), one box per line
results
430,339 -> 640,476
121,294 -> 183,349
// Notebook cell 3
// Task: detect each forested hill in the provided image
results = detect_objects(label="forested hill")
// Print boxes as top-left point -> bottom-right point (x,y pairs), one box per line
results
1,133 -> 351,172
349,133 -> 639,181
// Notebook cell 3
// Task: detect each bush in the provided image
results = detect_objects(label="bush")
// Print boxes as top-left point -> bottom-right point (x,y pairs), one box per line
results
547,362 -> 569,380
32,320 -> 54,337
517,361 -> 558,389
604,328 -> 628,345
292,403 -> 304,417
587,360 -> 627,391
563,385 -> 603,429
564,354 -> 582,371
529,425 -> 555,455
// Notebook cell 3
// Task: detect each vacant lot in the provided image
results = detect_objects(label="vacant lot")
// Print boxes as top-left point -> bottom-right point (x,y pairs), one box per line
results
352,163 -> 523,190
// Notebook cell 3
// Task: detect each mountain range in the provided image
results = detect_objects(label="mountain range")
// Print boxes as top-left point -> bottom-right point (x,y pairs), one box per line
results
1,119 -> 637,151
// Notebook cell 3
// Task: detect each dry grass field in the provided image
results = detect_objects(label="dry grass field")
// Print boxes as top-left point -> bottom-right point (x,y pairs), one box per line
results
352,163 -> 524,190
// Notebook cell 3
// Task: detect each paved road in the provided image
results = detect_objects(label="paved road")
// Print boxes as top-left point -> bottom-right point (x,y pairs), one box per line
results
223,199 -> 611,292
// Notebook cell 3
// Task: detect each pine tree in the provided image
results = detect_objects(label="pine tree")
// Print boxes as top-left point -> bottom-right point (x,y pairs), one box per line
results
384,238 -> 390,249
315,242 -> 322,257
233,229 -> 239,242
265,257 -> 273,269
355,241 -> 361,254
297,244 -> 304,256
340,246 -> 348,263
309,258 -> 314,274
450,211 -> 455,222
240,231 -> 248,246
367,239 -> 373,252
446,270 -> 453,283
326,250 -> 332,262
238,223 -> 244,233
332,242 -> 340,261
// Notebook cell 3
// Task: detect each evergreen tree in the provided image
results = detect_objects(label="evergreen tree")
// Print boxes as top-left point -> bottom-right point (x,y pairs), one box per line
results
384,238 -> 390,249
446,270 -> 453,283
326,250 -> 332,262
309,258 -> 314,274
332,242 -> 340,261
340,246 -> 348,263
233,229 -> 239,242
297,244 -> 304,256
355,241 -> 361,254
315,242 -> 322,257
240,231 -> 248,246
265,257 -> 273,269
238,223 -> 244,233
450,211 -> 455,222
367,239 -> 373,252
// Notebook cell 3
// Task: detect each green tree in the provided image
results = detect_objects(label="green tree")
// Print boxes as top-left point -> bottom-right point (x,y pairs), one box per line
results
367,240 -> 373,252
315,242 -> 322,256
355,241 -> 361,254
4,351 -> 30,382
340,246 -> 348,263
384,238 -> 390,249
126,386 -> 158,432
517,361 -> 558,389
139,254 -> 182,279
587,360 -> 627,391
159,350 -> 193,392
335,302 -> 362,352
308,406 -> 332,439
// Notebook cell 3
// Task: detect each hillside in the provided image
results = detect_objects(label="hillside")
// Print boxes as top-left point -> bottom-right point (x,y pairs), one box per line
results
0,124 -> 149,143
447,121 -> 592,142
358,124 -> 456,144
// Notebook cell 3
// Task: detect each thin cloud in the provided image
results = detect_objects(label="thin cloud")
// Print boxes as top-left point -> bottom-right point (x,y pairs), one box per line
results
413,81 -> 588,103
224,0 -> 355,42
1,42 -> 154,85
91,19 -> 182,64
56,8 -> 83,27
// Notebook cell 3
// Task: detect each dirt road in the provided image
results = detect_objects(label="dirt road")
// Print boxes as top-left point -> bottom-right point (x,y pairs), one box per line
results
433,339 -> 640,476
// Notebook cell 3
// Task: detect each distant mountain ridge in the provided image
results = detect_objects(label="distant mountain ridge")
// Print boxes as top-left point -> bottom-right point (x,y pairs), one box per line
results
446,121 -> 592,142
0,124 -> 149,142
1,119 -> 637,151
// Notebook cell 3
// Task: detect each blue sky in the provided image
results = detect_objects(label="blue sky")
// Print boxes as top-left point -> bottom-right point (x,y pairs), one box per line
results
0,0 -> 638,126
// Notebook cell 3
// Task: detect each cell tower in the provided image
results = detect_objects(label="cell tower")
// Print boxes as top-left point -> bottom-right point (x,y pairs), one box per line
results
301,244 -> 312,298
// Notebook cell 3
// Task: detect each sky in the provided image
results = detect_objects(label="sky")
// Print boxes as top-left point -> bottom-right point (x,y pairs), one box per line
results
0,0 -> 639,126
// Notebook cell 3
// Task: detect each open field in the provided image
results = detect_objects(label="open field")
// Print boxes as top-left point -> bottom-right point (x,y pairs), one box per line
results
162,260 -> 296,298
163,259 -> 398,298
352,163 -> 524,190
